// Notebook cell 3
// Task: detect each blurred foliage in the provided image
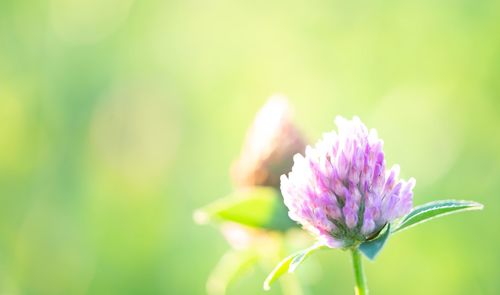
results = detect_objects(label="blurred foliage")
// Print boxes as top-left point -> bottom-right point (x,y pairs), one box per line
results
194,187 -> 295,231
0,0 -> 499,294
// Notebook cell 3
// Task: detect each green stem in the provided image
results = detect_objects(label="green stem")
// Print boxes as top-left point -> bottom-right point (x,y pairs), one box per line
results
351,248 -> 368,295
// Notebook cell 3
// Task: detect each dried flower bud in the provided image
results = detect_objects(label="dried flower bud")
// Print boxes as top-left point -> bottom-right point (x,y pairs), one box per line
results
231,95 -> 306,188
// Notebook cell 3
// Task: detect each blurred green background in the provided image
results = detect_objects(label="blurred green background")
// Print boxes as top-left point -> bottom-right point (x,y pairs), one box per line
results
0,0 -> 499,294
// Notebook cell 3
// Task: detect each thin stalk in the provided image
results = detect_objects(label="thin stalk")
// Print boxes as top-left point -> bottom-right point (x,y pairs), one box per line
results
351,248 -> 368,295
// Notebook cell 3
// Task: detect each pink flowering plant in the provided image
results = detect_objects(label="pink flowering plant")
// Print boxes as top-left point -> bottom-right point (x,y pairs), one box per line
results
195,99 -> 483,295
264,116 -> 483,295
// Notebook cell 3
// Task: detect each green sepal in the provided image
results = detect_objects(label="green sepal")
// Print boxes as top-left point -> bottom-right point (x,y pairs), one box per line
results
359,224 -> 391,260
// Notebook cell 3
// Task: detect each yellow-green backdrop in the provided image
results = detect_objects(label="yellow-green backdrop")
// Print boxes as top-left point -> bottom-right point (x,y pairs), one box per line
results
0,0 -> 498,294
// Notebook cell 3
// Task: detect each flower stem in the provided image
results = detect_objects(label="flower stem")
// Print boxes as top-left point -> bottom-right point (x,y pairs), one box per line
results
351,248 -> 368,295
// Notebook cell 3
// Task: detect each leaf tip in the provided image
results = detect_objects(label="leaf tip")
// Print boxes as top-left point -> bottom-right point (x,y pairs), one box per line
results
472,201 -> 484,210
263,281 -> 271,291
457,200 -> 485,211
263,272 -> 278,291
262,257 -> 291,291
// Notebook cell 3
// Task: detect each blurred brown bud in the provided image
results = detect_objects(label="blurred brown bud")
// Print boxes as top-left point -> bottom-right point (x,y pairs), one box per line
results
231,95 -> 306,188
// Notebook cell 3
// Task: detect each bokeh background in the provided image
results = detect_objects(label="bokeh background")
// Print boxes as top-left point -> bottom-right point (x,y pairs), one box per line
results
1,0 -> 499,294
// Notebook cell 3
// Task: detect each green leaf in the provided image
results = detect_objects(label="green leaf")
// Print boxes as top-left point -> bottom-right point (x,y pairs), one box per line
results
359,224 -> 391,260
392,200 -> 484,234
263,243 -> 325,291
193,187 -> 295,231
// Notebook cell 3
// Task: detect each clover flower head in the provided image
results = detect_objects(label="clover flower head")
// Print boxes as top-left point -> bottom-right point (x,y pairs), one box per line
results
232,95 -> 306,188
280,116 -> 415,248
